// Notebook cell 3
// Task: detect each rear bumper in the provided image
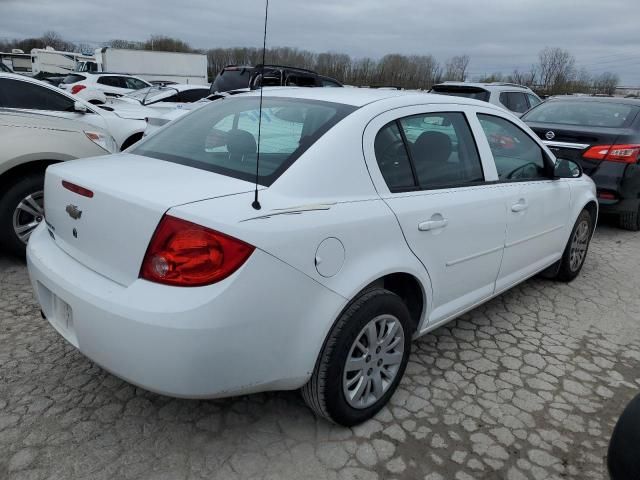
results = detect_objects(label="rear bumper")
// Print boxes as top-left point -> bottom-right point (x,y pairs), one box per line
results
587,162 -> 640,214
26,224 -> 345,398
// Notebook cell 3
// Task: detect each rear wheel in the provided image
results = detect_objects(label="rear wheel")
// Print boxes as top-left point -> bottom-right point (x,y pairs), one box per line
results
554,209 -> 593,282
0,173 -> 45,257
301,288 -> 412,426
619,207 -> 640,231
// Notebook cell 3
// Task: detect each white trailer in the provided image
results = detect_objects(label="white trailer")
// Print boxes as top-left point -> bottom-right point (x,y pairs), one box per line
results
0,50 -> 32,74
79,48 -> 208,85
31,48 -> 95,76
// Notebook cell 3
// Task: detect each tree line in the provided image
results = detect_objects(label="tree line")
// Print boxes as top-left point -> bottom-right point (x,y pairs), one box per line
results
1,32 -> 621,95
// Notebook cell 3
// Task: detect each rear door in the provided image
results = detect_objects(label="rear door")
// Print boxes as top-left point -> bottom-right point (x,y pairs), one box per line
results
475,111 -> 571,291
363,104 -> 506,324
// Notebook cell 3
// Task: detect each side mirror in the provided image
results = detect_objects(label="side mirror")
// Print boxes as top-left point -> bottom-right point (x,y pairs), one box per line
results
74,101 -> 87,114
554,158 -> 582,179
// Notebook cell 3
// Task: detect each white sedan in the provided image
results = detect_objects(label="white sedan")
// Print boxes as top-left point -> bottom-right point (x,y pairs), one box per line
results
0,73 -> 148,150
27,89 -> 597,426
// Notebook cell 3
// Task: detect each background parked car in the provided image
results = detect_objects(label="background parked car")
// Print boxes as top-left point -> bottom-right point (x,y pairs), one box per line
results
430,82 -> 542,115
211,64 -> 343,93
59,72 -> 152,103
0,73 -> 148,150
0,110 -> 115,255
522,96 -> 640,230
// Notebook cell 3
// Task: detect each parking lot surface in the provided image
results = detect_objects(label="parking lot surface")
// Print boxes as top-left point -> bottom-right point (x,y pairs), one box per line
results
1,223 -> 639,480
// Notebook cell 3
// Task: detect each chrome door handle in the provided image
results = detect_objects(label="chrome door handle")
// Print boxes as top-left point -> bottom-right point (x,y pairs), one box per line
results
419,218 -> 448,231
511,200 -> 528,213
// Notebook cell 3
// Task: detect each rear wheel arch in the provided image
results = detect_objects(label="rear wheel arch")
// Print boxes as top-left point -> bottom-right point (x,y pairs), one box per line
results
0,160 -> 61,192
583,200 -> 598,232
358,272 -> 425,334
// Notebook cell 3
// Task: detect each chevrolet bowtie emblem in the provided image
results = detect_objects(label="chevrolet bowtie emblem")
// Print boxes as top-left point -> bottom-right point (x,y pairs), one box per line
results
65,204 -> 82,220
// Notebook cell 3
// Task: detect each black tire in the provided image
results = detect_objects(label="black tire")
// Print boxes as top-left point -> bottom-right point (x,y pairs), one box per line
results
619,208 -> 640,231
0,173 -> 45,257
608,393 -> 640,480
301,288 -> 412,426
554,209 -> 593,282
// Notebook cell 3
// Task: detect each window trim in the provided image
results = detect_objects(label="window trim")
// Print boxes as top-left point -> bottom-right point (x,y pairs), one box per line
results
476,112 -> 556,183
378,111 -> 486,193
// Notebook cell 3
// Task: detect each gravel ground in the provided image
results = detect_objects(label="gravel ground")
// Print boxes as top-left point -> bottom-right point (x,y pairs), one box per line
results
1,222 -> 639,480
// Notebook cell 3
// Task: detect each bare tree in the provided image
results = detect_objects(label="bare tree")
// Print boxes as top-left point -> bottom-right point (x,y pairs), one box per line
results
443,55 -> 470,81
593,72 -> 619,96
508,67 -> 536,87
537,47 -> 576,94
41,31 -> 76,51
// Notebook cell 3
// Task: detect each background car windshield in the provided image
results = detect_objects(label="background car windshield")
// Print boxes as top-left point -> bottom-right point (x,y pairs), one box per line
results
523,101 -> 639,128
126,86 -> 175,104
133,96 -> 356,185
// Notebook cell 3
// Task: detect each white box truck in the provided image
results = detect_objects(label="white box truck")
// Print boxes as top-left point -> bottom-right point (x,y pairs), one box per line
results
78,48 -> 208,85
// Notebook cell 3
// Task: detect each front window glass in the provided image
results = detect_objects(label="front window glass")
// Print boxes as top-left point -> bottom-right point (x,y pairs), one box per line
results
523,101 -> 638,128
133,96 -> 356,186
477,114 -> 549,181
527,94 -> 541,108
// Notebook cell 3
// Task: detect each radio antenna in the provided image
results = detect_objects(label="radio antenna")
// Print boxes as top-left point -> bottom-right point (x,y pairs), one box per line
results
252,0 -> 269,210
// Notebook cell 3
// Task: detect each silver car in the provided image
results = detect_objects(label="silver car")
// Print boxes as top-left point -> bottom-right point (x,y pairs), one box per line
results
0,110 -> 116,255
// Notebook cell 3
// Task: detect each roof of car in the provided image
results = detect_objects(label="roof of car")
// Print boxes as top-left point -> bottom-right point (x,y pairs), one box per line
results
435,81 -> 532,91
238,86 -> 504,109
544,95 -> 640,106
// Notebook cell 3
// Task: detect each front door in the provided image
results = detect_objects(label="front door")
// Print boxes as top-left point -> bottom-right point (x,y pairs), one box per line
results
475,113 -> 571,292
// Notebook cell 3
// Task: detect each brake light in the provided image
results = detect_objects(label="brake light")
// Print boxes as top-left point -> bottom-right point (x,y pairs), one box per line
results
140,215 -> 254,287
71,84 -> 86,95
583,144 -> 640,164
62,180 -> 94,198
598,191 -> 617,200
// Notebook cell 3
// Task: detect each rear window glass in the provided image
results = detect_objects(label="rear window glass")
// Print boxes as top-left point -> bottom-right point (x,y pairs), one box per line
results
61,74 -> 86,84
211,68 -> 254,93
431,86 -> 490,102
523,101 -> 639,128
133,96 -> 356,186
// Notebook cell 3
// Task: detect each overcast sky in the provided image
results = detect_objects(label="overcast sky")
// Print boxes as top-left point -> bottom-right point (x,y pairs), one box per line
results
2,0 -> 639,84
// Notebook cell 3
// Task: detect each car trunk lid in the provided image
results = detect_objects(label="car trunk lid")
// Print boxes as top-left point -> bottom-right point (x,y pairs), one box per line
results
527,122 -> 629,175
44,153 -> 255,286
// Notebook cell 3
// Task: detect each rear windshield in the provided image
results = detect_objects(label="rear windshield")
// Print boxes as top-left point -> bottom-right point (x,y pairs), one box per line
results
61,74 -> 86,84
133,96 -> 357,186
431,85 -> 490,102
523,101 -> 640,128
211,68 -> 254,93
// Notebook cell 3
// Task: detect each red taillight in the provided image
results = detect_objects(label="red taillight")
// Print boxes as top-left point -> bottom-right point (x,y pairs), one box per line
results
62,180 -> 94,198
71,84 -> 86,95
598,191 -> 617,200
583,144 -> 640,164
140,215 -> 254,287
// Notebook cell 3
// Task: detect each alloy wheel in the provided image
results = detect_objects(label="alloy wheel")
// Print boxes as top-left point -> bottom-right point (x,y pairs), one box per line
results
569,219 -> 589,272
342,314 -> 405,409
12,190 -> 44,244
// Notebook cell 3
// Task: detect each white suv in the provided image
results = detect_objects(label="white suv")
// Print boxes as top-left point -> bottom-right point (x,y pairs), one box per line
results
59,72 -> 151,103
431,82 -> 542,115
